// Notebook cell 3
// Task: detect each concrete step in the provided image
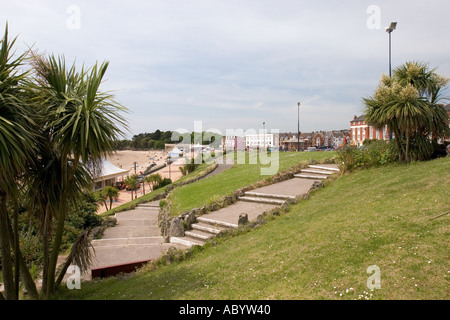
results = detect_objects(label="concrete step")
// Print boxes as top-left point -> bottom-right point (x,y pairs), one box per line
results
308,164 -> 340,172
137,202 -> 159,209
185,229 -> 215,241
294,174 -> 327,180
170,236 -> 205,247
191,222 -> 224,235
91,236 -> 163,247
135,206 -> 159,210
89,242 -> 182,270
101,226 -> 160,239
238,196 -> 286,205
116,219 -> 157,226
301,169 -> 334,175
196,216 -> 239,229
244,191 -> 296,201
115,210 -> 158,220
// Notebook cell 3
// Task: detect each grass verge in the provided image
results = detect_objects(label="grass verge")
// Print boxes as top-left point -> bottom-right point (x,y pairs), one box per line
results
60,156 -> 449,300
169,151 -> 336,216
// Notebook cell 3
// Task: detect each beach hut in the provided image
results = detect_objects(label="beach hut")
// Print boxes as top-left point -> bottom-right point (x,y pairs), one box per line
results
168,146 -> 182,158
89,158 -> 130,190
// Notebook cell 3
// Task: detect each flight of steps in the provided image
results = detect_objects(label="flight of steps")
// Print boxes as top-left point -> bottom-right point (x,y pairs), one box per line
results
136,201 -> 160,209
238,191 -> 294,205
169,164 -> 340,248
89,201 -> 166,270
294,164 -> 339,180
170,216 -> 237,247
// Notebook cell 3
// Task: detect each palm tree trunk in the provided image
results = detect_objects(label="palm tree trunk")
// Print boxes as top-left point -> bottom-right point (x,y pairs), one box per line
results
41,211 -> 51,297
405,122 -> 411,163
46,206 -> 66,297
406,135 -> 411,163
0,196 -> 15,300
5,217 -> 39,299
393,127 -> 405,162
46,158 -> 79,297
12,198 -> 20,299
16,246 -> 39,299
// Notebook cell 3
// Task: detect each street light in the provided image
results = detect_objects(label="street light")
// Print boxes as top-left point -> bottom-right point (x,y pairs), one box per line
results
263,121 -> 265,150
386,22 -> 397,140
385,22 -> 397,77
297,102 -> 301,151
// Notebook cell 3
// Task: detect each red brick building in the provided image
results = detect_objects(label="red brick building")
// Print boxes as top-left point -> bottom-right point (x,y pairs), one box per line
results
350,115 -> 389,146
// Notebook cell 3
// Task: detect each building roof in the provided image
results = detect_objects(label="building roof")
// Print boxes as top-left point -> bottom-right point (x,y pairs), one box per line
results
168,146 -> 182,157
90,158 -> 129,182
351,115 -> 365,122
444,104 -> 450,111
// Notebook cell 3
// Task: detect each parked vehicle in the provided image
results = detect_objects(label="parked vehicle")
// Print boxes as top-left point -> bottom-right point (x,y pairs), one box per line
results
305,147 -> 317,152
125,181 -> 141,190
115,181 -> 125,190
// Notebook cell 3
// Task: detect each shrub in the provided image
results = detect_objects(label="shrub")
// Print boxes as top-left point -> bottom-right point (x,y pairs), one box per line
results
179,156 -> 203,176
153,178 -> 172,190
337,140 -> 396,172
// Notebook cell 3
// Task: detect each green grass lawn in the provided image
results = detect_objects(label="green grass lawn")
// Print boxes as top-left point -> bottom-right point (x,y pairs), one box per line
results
62,156 -> 449,300
169,151 -> 336,216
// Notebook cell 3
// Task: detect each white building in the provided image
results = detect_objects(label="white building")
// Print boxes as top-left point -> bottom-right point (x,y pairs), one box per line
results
90,158 -> 130,190
245,133 -> 278,150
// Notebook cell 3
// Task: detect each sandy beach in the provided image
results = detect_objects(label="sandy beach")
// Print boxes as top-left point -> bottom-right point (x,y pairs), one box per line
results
97,149 -> 185,214
107,150 -> 167,175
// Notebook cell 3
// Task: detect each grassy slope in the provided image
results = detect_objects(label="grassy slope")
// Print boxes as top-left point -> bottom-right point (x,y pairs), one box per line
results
170,151 -> 336,215
65,157 -> 449,300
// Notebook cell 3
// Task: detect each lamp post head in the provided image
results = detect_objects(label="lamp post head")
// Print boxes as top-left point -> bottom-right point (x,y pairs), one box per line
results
385,22 -> 397,33
297,101 -> 301,107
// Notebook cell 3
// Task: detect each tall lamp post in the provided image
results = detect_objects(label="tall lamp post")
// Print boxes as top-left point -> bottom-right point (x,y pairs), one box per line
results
386,22 -> 397,77
297,102 -> 301,151
263,121 -> 265,150
386,22 -> 397,140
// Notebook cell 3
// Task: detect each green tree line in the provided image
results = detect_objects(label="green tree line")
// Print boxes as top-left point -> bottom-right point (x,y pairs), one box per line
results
115,130 -> 223,150
115,130 -> 174,150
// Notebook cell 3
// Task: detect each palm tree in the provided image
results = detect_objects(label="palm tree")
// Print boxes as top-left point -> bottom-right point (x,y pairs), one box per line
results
364,78 -> 406,162
25,145 -> 93,297
0,25 -> 37,300
145,173 -> 162,192
125,175 -> 139,200
364,61 -> 449,163
102,186 -> 119,211
388,84 -> 431,162
30,53 -> 128,297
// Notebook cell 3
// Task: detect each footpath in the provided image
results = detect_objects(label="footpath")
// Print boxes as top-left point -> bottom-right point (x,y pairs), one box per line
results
86,163 -> 339,279
86,201 -> 184,279
170,164 -> 339,247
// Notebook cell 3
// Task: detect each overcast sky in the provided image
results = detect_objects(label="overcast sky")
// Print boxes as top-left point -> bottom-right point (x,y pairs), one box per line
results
2,1 -> 449,138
